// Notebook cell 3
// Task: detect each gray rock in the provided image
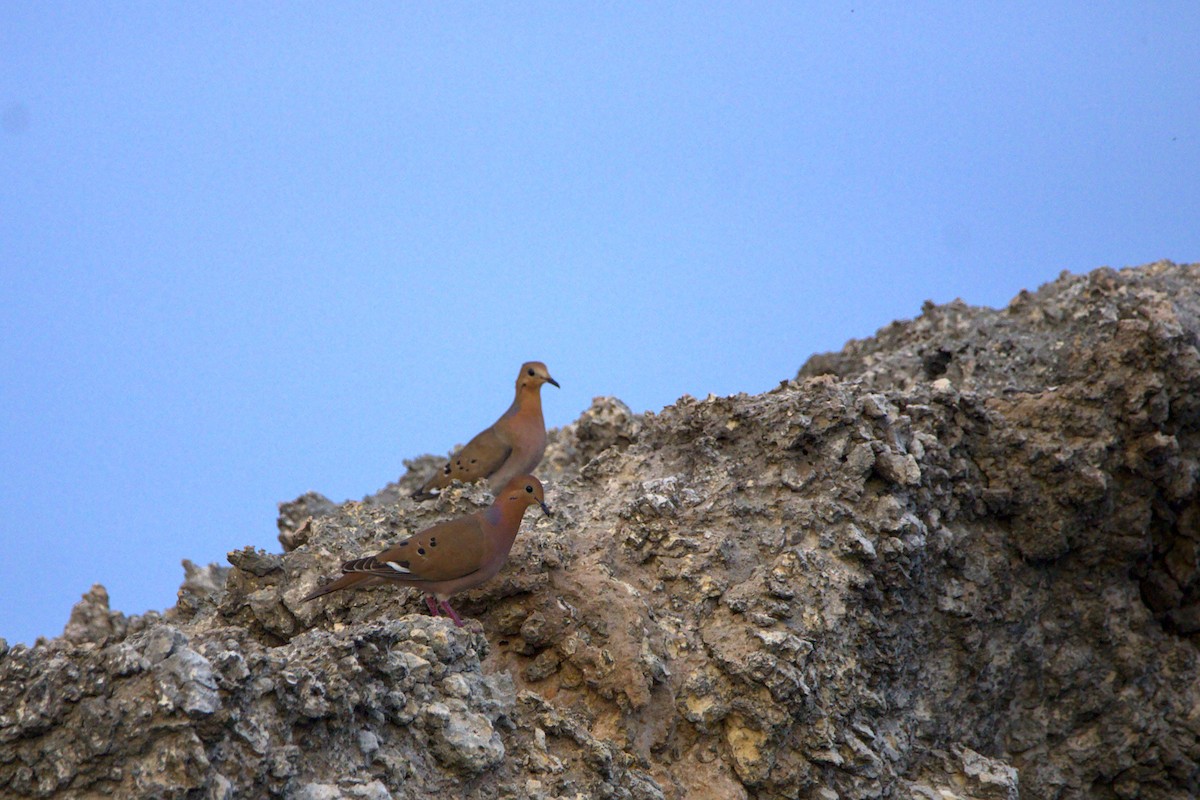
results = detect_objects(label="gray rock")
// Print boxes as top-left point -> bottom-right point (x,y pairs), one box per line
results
3,261 -> 1200,800
61,584 -> 127,644
425,703 -> 505,773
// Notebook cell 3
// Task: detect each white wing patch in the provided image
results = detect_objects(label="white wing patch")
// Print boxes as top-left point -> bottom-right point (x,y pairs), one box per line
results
385,561 -> 411,574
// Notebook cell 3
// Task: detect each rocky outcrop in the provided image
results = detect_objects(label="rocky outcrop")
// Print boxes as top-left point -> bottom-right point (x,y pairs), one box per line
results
2,260 -> 1199,799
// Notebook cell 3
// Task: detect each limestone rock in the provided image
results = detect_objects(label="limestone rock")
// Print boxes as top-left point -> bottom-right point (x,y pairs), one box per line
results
3,260 -> 1200,799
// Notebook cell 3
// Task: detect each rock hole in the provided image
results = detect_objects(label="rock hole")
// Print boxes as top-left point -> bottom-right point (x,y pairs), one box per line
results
922,348 -> 953,379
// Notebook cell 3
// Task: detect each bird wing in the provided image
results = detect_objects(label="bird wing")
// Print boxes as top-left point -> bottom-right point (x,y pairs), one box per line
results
445,424 -> 513,481
414,424 -> 512,497
342,514 -> 489,583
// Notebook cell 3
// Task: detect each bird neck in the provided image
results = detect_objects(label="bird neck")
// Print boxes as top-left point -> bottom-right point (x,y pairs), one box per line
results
485,500 -> 528,539
511,381 -> 544,416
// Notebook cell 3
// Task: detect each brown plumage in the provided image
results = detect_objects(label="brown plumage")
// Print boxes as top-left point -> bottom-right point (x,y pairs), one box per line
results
413,361 -> 558,500
302,475 -> 551,626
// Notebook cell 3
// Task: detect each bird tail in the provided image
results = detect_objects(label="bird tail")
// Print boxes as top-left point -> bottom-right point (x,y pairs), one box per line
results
412,466 -> 453,500
411,482 -> 446,501
301,572 -> 372,602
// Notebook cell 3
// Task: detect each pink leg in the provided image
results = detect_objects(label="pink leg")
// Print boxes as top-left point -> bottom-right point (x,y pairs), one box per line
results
424,595 -> 439,616
438,600 -> 465,627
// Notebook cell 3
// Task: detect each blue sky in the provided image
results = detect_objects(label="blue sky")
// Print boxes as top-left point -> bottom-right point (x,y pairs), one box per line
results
2,3 -> 1197,645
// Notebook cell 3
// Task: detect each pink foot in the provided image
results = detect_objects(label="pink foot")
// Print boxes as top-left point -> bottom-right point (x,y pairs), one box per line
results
424,595 -> 439,616
438,600 -> 465,627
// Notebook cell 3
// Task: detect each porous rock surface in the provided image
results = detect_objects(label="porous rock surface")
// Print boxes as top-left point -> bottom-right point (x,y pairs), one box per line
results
3,260 -> 1199,799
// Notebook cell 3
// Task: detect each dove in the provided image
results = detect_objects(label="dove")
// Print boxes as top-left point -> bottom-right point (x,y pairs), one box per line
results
413,361 -> 559,500
302,475 -> 551,626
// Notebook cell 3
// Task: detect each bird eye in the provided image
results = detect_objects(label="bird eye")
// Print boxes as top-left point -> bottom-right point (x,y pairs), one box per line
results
525,485 -> 533,493
527,368 -> 535,376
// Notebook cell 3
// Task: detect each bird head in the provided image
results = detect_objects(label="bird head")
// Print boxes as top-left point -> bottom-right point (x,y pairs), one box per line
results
517,361 -> 560,391
500,474 -> 551,516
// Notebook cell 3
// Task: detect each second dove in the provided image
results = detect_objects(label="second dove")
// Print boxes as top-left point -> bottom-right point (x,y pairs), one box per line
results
413,361 -> 559,499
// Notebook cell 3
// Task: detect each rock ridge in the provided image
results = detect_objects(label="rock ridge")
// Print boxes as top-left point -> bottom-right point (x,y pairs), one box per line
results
2,260 -> 1198,799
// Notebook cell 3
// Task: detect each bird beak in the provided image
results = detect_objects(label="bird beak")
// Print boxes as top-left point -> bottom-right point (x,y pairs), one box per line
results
546,376 -> 560,388
539,500 -> 552,517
